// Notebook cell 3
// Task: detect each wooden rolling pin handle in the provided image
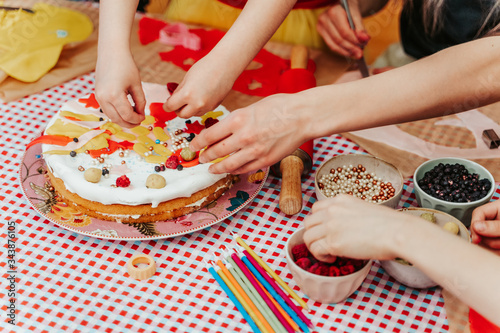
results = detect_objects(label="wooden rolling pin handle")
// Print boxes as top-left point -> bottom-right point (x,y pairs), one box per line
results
290,45 -> 309,70
279,155 -> 304,215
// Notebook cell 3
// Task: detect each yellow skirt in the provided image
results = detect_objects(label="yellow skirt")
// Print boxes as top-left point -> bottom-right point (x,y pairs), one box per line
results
164,0 -> 329,49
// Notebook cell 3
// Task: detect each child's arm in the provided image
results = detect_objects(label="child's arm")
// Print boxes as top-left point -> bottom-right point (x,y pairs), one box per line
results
95,0 -> 146,128
303,195 -> 500,326
471,200 -> 500,256
162,0 -> 297,118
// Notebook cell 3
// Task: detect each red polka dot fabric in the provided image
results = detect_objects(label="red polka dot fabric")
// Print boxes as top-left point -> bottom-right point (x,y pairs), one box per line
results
2,73 -> 499,332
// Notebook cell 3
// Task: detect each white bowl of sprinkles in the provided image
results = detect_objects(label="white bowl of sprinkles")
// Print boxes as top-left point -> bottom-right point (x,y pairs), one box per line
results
315,154 -> 404,208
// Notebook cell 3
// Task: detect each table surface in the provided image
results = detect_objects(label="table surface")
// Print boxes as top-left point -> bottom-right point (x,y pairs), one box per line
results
2,72 -> 500,333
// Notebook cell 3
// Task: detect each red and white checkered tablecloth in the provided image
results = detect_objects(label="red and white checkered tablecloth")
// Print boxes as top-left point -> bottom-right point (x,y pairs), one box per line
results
2,73 -> 500,333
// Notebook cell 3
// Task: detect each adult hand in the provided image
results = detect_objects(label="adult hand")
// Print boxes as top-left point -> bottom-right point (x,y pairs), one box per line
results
163,55 -> 235,119
95,52 -> 146,128
189,93 -> 310,174
303,195 -> 409,262
471,200 -> 500,256
317,0 -> 370,59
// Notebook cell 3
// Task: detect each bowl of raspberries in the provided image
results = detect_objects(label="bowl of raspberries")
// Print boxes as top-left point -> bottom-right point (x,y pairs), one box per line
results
285,228 -> 372,304
413,157 -> 495,226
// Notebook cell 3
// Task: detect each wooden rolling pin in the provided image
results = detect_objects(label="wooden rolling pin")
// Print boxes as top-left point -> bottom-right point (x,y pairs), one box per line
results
273,45 -> 316,215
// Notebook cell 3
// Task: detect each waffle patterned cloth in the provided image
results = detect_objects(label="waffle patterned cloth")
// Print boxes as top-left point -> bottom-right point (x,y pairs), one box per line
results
2,73 -> 500,332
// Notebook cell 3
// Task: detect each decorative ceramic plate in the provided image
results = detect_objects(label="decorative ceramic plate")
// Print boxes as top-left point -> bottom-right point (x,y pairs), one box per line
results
20,142 -> 268,240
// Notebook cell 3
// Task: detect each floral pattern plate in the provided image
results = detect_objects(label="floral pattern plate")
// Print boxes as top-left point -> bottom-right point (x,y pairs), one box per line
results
20,143 -> 268,240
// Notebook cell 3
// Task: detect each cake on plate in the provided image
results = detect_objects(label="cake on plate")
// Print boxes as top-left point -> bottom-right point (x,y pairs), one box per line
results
32,82 -> 232,223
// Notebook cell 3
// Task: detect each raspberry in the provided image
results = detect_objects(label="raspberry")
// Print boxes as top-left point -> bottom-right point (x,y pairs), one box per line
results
116,175 -> 130,188
295,258 -> 313,271
204,117 -> 219,128
308,262 -> 329,276
340,264 -> 355,276
353,259 -> 367,269
167,82 -> 178,94
291,244 -> 311,261
166,156 -> 180,169
329,265 -> 340,277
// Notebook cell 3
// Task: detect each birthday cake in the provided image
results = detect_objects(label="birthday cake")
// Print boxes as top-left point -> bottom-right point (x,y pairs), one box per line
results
36,82 -> 232,223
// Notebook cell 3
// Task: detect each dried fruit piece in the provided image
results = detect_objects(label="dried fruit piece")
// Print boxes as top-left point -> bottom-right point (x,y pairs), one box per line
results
166,156 -> 180,169
308,262 -> 329,276
116,175 -> 131,188
204,117 -> 219,128
329,266 -> 340,277
295,258 -> 313,271
291,243 -> 311,261
340,264 -> 355,276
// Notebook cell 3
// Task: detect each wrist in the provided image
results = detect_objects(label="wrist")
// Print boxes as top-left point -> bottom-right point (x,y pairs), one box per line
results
393,216 -> 441,263
297,84 -> 357,140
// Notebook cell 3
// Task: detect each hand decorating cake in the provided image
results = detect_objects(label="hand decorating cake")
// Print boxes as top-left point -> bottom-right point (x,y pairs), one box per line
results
33,82 -> 232,223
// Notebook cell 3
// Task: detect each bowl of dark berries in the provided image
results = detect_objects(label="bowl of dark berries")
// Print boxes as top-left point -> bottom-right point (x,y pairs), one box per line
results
379,208 -> 470,289
413,158 -> 495,226
315,154 -> 404,208
286,228 -> 373,304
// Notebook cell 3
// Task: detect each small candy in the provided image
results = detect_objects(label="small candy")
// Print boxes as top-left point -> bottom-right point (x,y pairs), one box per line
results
420,212 -> 437,223
442,221 -> 460,235
146,174 -> 166,189
84,168 -> 102,183
176,164 -> 184,171
180,147 -> 196,162
70,151 -> 76,157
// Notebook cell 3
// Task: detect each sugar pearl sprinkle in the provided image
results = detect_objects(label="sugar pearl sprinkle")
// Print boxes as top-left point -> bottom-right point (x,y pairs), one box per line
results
318,164 -> 395,203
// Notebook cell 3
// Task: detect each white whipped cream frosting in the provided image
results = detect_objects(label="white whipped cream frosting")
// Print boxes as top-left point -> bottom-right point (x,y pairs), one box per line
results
42,82 -> 229,207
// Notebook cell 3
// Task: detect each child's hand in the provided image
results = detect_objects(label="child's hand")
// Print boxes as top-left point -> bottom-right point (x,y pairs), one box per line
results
471,200 -> 500,256
95,53 -> 146,128
303,195 -> 406,262
162,55 -> 234,119
317,1 -> 370,59
189,92 -> 309,175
